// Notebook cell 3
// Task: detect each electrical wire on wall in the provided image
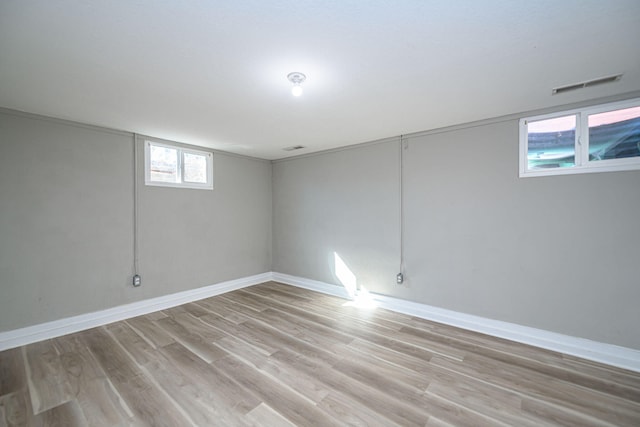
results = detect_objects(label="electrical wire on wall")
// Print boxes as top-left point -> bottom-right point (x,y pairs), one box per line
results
397,135 -> 405,284
132,134 -> 141,286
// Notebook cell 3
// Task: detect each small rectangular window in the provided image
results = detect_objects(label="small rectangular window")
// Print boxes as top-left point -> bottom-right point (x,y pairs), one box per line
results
145,140 -> 213,189
520,98 -> 640,177
587,106 -> 640,163
183,151 -> 208,184
526,115 -> 576,170
149,144 -> 179,183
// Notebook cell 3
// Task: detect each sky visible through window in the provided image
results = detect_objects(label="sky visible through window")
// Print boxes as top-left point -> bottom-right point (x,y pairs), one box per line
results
183,152 -> 207,183
529,107 -> 640,132
150,145 -> 178,183
526,106 -> 640,169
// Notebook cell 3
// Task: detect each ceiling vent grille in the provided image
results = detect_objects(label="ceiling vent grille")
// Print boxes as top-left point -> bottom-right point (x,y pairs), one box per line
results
283,145 -> 305,151
552,74 -> 622,95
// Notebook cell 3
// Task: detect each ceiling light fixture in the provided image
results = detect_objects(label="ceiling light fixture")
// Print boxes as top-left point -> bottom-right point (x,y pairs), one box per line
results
287,72 -> 306,97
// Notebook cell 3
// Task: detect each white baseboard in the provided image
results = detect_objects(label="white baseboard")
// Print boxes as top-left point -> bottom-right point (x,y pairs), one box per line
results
272,272 -> 640,373
0,272 -> 272,351
272,272 -> 352,299
4,271 -> 639,373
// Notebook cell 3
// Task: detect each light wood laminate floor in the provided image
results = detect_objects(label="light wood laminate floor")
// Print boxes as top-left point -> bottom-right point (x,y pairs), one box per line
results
1,281 -> 639,426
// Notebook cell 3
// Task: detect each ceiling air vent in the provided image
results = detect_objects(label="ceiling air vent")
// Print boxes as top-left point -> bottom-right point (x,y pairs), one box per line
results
552,74 -> 623,95
283,145 -> 305,151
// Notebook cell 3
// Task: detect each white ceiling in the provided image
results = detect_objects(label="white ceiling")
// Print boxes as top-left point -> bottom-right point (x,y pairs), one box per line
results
1,1 -> 639,160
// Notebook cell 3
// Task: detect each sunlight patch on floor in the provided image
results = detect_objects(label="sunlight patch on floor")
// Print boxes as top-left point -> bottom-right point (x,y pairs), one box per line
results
342,286 -> 378,309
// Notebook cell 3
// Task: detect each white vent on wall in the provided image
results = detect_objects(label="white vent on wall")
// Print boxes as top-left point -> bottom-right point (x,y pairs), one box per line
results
552,74 -> 623,95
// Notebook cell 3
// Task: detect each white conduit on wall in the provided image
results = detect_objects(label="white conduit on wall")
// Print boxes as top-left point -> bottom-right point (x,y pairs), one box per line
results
397,135 -> 406,284
133,134 -> 141,286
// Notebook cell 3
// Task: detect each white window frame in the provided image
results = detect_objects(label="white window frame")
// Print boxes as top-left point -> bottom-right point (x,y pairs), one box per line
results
144,139 -> 214,190
519,97 -> 640,177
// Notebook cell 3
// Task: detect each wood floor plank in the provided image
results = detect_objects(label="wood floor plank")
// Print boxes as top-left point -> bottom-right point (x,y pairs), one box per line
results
125,315 -> 175,348
245,403 -> 297,427
167,311 -> 224,342
271,347 -> 432,426
425,416 -> 457,427
217,292 -> 270,313
199,314 -> 280,355
55,333 -> 134,426
345,336 -> 548,427
346,337 -> 434,373
239,289 -> 338,329
0,348 -> 26,397
134,346 -> 221,426
253,281 -> 322,299
255,307 -> 355,347
213,335 -> 270,367
560,354 -> 640,390
194,298 -> 250,323
105,322 -> 159,367
240,287 -> 446,362
158,342 -> 260,420
238,287 -> 313,308
22,340 -> 73,414
520,396 -> 620,427
81,327 -> 192,427
2,281 -> 639,426
2,389 -> 54,427
181,301 -> 212,318
425,381 -> 543,427
260,356 -> 331,404
403,315 -> 640,402
0,391 -> 37,427
39,399 -> 88,427
334,351 -> 512,427
104,320 -> 223,424
155,316 -> 227,363
431,354 -> 640,426
213,355 -> 339,426
143,311 -> 167,321
235,318 -> 341,366
399,323 -> 640,402
214,334 -> 331,404
240,285 -> 402,333
336,343 -> 431,391
318,392 -> 401,427
461,351 -> 640,420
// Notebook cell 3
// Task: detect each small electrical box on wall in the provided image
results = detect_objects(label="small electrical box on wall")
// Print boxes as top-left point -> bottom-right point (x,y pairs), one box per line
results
396,273 -> 404,284
133,274 -> 141,287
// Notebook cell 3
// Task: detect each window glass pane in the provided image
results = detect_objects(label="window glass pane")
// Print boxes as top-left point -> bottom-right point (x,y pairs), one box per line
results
527,115 -> 576,169
588,106 -> 640,162
183,152 -> 207,183
149,144 -> 178,183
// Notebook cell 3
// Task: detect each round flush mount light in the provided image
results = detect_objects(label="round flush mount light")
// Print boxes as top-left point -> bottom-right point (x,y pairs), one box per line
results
287,72 -> 306,97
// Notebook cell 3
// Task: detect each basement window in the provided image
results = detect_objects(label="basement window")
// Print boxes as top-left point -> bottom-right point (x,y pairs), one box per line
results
144,140 -> 213,189
519,98 -> 640,177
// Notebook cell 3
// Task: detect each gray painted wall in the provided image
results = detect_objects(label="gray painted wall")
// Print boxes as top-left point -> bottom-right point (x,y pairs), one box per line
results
2,97 -> 639,351
0,111 -> 271,332
273,119 -> 640,350
272,141 -> 400,293
136,136 -> 272,300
